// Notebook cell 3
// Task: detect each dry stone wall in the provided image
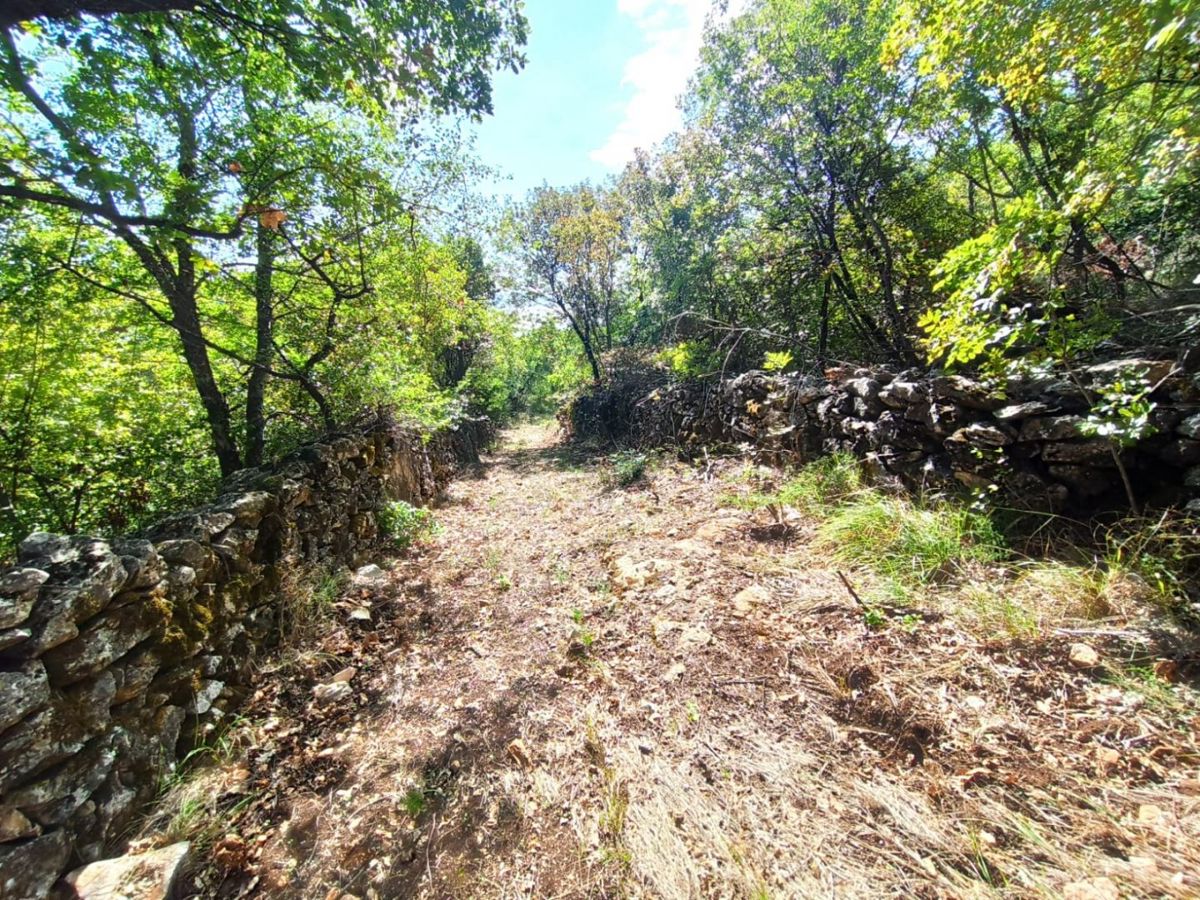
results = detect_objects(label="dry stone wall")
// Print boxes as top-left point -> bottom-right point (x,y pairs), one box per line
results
0,415 -> 493,899
571,358 -> 1200,514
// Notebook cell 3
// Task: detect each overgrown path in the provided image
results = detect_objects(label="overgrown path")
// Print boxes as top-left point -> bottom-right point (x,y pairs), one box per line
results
183,423 -> 1198,899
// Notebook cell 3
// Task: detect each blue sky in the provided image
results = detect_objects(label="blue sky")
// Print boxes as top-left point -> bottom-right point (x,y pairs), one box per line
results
471,0 -> 723,200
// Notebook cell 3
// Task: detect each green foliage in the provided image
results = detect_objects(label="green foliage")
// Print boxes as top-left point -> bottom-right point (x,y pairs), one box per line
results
377,501 -> 437,550
892,0 -> 1200,378
657,341 -> 718,378
606,450 -> 649,487
1104,513 -> 1200,622
505,184 -> 630,382
1079,368 -> 1158,447
761,350 -> 793,373
403,788 -> 427,819
0,0 -> 534,552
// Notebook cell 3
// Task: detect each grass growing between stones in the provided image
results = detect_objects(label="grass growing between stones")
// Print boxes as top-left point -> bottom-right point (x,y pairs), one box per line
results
270,564 -> 347,674
139,722 -> 257,853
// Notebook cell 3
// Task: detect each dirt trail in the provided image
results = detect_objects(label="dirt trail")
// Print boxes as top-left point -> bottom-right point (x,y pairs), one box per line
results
188,422 -> 1199,900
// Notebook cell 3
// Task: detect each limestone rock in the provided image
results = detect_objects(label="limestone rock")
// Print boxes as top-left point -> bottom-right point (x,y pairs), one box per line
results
42,601 -> 167,685
155,540 -> 214,578
843,377 -> 881,400
1069,643 -> 1100,669
1157,439 -> 1200,467
930,375 -> 1003,410
1084,357 -> 1175,384
0,628 -> 31,653
190,680 -> 224,716
878,380 -> 926,408
0,703 -> 97,795
111,540 -> 163,591
0,806 -> 37,842
731,585 -> 770,616
790,375 -> 828,403
679,623 -> 713,650
0,829 -> 70,900
0,568 -> 48,629
13,538 -> 131,656
1042,440 -> 1117,465
1019,416 -> 1084,442
7,732 -> 118,827
994,401 -> 1056,421
110,651 -> 162,705
225,491 -> 273,523
1047,466 -> 1111,498
1178,413 -> 1200,441
351,564 -> 388,589
0,661 -> 50,732
61,841 -> 191,900
610,556 -> 659,593
17,533 -> 74,567
947,423 -> 1016,447
313,681 -> 353,705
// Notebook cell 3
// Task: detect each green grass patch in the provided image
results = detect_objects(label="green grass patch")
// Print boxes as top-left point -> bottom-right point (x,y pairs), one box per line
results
724,452 -> 863,516
818,493 -> 1004,602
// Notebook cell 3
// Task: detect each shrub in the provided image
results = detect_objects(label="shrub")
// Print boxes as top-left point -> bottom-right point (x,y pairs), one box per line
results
377,500 -> 438,549
607,450 -> 650,487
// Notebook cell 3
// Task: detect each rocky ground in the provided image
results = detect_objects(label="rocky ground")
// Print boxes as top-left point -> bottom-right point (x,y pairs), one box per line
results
135,422 -> 1198,899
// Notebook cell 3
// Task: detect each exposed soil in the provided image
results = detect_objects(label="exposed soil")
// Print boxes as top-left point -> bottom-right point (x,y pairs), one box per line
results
174,422 -> 1200,899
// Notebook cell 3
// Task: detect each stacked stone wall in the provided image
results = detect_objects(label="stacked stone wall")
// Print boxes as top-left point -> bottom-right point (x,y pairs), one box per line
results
570,359 -> 1200,514
0,415 -> 493,898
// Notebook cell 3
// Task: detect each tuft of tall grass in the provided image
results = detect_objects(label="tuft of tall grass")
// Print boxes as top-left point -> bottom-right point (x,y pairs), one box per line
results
817,493 -> 1004,602
725,452 -> 863,516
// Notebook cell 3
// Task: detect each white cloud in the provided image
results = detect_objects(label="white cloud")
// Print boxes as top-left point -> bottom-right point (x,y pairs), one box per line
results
590,0 -> 724,169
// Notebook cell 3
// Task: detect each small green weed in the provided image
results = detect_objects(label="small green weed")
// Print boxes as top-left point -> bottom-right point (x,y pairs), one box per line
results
403,788 -> 427,818
570,608 -> 596,652
1105,664 -> 1186,714
377,500 -> 438,550
606,449 -> 650,487
863,607 -> 887,629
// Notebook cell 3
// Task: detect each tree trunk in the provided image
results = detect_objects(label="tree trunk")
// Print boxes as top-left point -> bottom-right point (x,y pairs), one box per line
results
167,100 -> 242,477
818,276 -> 831,364
169,287 -> 242,476
245,222 -> 274,467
